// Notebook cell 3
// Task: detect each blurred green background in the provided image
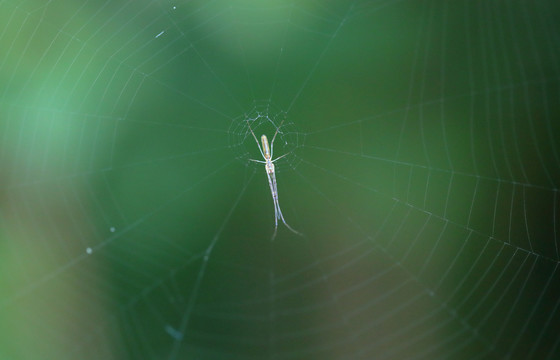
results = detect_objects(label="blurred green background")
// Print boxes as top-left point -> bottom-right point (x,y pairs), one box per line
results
1,0 -> 559,359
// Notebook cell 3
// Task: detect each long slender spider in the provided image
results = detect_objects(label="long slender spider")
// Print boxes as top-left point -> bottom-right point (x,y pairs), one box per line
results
246,118 -> 301,240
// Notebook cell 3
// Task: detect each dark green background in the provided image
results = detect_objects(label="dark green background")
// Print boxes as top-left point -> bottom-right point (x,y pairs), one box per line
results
1,0 -> 559,359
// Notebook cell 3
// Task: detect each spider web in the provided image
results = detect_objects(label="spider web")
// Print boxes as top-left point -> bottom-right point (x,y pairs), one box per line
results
1,0 -> 560,359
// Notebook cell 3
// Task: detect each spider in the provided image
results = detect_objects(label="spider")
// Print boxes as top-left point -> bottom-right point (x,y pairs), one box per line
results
246,118 -> 301,240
